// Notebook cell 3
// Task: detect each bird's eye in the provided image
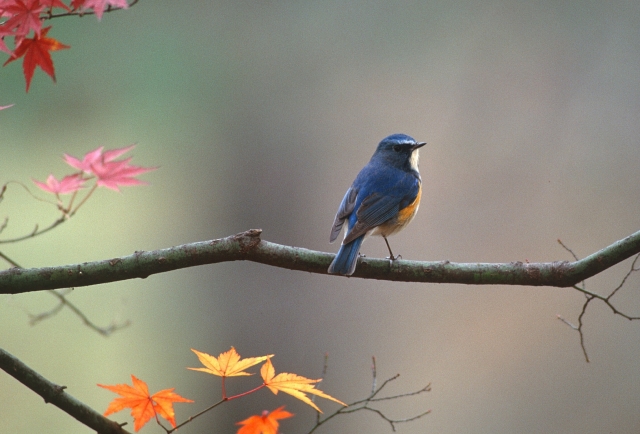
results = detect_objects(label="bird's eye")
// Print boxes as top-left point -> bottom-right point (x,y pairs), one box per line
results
393,145 -> 402,152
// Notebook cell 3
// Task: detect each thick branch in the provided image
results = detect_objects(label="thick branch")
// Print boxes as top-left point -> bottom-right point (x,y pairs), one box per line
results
1,228 -> 640,294
0,347 -> 130,434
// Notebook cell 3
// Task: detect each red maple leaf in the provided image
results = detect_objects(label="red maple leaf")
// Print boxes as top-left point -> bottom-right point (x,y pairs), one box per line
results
3,26 -> 70,92
40,0 -> 71,11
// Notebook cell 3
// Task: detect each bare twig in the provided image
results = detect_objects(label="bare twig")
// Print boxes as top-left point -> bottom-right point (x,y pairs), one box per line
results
314,353 -> 330,425
0,251 -> 20,267
557,239 -> 580,262
557,239 -> 640,362
4,254 -> 130,336
29,290 -> 131,336
307,357 -> 431,433
0,182 -> 70,245
43,0 -> 139,19
0,216 -> 67,244
167,399 -> 226,433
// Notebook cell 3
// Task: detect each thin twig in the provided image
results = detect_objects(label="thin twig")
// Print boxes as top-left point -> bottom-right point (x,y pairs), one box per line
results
0,216 -> 66,244
558,238 -> 585,292
557,239 -> 579,261
69,183 -> 97,217
557,239 -> 640,362
307,357 -> 430,433
43,0 -> 139,19
0,251 -> 20,267
4,254 -> 130,336
314,353 -> 330,425
28,290 -> 131,336
0,182 -> 70,244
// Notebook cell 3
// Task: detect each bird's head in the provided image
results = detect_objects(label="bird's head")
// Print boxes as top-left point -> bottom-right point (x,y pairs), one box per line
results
373,134 -> 426,172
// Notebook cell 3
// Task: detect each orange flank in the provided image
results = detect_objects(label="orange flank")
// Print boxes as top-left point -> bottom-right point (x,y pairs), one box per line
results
397,183 -> 422,224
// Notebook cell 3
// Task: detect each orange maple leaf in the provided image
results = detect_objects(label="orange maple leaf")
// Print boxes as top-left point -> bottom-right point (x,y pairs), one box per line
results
98,375 -> 193,432
236,406 -> 294,434
260,359 -> 346,413
188,347 -> 273,377
3,26 -> 69,92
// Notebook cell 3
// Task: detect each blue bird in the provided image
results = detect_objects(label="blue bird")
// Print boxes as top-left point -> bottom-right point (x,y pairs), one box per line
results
328,133 -> 426,275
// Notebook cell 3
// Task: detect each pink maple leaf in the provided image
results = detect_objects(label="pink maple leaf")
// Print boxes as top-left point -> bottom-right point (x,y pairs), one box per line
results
0,40 -> 10,54
80,0 -> 128,20
0,0 -> 45,38
91,157 -> 156,191
33,173 -> 85,194
64,144 -> 134,173
64,145 -> 156,191
64,146 -> 107,173
0,25 -> 13,54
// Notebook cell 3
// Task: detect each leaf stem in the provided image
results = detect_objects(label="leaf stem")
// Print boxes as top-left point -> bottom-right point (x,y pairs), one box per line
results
168,398 -> 226,433
226,383 -> 266,401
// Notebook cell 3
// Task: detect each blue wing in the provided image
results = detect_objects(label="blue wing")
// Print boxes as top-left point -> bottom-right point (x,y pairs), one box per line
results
343,164 -> 420,244
329,187 -> 357,243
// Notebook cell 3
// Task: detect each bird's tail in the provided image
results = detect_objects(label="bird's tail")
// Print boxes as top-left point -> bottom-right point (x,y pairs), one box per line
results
328,235 -> 364,275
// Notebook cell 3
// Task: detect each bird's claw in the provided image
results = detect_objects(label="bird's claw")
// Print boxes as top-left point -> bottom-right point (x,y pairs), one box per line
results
386,254 -> 402,267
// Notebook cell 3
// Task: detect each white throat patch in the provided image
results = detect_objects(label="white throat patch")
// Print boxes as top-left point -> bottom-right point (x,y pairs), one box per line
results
410,148 -> 420,171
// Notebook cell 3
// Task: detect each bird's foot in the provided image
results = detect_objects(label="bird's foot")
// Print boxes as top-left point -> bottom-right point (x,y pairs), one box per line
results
386,254 -> 402,267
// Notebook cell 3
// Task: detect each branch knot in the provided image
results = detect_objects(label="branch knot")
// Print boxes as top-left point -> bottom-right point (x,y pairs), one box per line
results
234,229 -> 262,254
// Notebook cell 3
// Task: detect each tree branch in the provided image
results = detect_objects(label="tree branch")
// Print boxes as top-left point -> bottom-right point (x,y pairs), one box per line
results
0,347 -> 130,434
1,228 -> 640,294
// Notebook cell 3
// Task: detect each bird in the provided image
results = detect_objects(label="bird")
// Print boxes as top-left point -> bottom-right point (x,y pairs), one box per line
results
328,133 -> 426,275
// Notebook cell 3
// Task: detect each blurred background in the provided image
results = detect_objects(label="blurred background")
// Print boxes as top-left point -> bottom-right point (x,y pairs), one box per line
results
2,0 -> 640,432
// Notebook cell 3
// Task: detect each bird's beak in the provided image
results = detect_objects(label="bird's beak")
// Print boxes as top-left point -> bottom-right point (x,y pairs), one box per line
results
413,142 -> 427,150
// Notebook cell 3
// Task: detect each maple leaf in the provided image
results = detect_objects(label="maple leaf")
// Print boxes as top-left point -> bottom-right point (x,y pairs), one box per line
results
260,359 -> 346,413
188,347 -> 273,378
3,26 -> 69,92
40,0 -> 71,11
80,0 -> 128,20
0,26 -> 13,54
33,173 -> 85,194
64,145 -> 157,191
236,406 -> 294,434
64,146 -> 109,173
91,157 -> 156,191
0,38 -> 10,55
70,0 -> 85,9
0,0 -> 45,38
98,375 -> 193,432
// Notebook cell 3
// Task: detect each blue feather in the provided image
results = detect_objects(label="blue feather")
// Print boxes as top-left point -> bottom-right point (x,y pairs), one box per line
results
328,235 -> 365,275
